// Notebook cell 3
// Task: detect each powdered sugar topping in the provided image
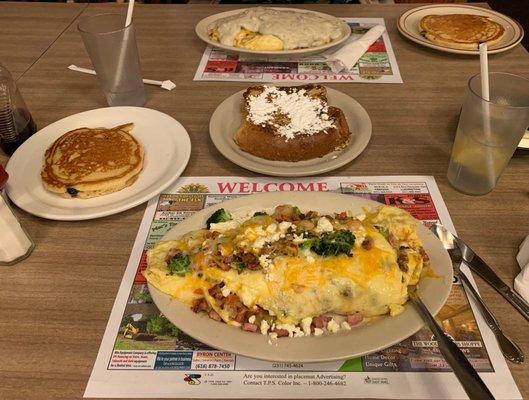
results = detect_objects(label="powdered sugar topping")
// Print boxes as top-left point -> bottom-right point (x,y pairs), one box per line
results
246,86 -> 335,140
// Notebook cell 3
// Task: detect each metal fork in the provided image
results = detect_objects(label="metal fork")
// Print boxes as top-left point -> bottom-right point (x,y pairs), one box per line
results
432,224 -> 524,364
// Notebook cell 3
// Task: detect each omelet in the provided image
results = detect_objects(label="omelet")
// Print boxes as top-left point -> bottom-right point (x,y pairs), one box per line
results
144,205 -> 430,339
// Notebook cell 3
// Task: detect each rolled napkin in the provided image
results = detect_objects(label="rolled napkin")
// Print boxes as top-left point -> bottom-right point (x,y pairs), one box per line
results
515,235 -> 529,302
325,25 -> 386,74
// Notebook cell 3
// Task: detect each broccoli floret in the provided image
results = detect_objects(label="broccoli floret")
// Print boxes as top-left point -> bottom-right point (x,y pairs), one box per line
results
167,254 -> 191,276
231,260 -> 245,272
302,230 -> 355,257
253,211 -> 268,217
206,208 -> 232,229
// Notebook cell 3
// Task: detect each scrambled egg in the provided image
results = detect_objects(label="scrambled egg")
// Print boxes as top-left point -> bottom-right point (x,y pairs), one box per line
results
144,205 -> 429,337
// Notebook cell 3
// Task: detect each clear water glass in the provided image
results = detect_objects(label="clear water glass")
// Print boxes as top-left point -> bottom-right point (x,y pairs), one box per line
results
447,72 -> 529,195
78,13 -> 146,107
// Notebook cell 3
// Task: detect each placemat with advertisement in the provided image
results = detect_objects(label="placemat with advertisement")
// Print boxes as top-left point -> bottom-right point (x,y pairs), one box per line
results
84,176 -> 521,399
193,18 -> 403,84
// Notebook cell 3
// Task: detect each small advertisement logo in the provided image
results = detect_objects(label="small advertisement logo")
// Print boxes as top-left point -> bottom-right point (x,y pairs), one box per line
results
184,373 -> 202,385
364,375 -> 389,385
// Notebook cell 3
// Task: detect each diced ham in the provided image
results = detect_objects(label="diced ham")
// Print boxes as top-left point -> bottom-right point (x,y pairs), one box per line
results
233,308 -> 248,323
311,315 -> 325,329
208,310 -> 222,321
361,237 -> 374,250
305,210 -> 319,219
208,285 -> 224,300
242,323 -> 258,332
205,231 -> 220,239
397,251 -> 409,272
240,253 -> 261,270
347,313 -> 364,326
273,328 -> 289,337
191,298 -> 208,313
335,211 -> 348,220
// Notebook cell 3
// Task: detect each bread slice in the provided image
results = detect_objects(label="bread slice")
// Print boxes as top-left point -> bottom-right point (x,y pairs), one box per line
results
419,14 -> 505,50
234,85 -> 350,162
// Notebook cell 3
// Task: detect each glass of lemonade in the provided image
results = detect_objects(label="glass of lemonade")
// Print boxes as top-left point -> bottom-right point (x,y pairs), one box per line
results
447,72 -> 529,195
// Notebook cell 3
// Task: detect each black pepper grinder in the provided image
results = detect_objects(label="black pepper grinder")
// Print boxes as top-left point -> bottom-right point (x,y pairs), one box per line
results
0,63 -> 37,156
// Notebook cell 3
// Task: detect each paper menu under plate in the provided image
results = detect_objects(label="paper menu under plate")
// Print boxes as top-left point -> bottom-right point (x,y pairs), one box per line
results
84,176 -> 521,399
193,18 -> 403,84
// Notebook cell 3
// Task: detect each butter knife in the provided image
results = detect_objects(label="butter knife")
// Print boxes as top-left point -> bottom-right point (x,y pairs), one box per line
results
433,223 -> 529,323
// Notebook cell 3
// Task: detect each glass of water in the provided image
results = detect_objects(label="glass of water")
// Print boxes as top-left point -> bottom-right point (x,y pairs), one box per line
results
447,72 -> 529,195
78,13 -> 146,107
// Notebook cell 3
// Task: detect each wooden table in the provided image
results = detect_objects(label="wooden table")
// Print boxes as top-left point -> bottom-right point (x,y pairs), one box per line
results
1,3 -> 528,399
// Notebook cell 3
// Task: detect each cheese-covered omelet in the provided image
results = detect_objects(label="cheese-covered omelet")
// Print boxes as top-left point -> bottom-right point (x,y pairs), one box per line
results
144,205 -> 430,339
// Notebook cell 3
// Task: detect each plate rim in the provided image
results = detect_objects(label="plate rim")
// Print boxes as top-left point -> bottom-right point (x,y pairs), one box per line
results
195,7 -> 352,56
397,4 -> 524,55
148,191 -> 453,363
4,106 -> 191,221
209,86 -> 372,177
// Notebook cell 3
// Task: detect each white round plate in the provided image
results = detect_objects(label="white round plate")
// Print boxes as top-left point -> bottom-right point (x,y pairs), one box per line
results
195,7 -> 351,57
5,107 -> 191,221
149,192 -> 453,363
397,4 -> 524,55
519,129 -> 529,150
210,87 -> 371,177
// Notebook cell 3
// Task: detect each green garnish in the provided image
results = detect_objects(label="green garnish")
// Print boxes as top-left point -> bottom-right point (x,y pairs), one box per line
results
253,211 -> 268,217
206,208 -> 232,229
231,260 -> 245,272
168,254 -> 191,276
302,230 -> 356,257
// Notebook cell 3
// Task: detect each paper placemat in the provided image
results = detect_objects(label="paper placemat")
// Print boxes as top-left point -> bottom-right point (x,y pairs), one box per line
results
85,176 -> 521,399
194,18 -> 403,84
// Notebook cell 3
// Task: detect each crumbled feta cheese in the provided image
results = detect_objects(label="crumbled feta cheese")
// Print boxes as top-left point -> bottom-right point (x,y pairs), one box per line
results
258,254 -> 273,269
260,319 -> 270,335
292,233 -> 306,244
266,223 -> 277,233
248,315 -> 256,324
221,286 -> 231,297
209,220 -> 239,233
313,328 -> 324,336
292,327 -> 305,337
306,255 -> 315,263
301,317 -> 312,335
341,321 -> 351,330
253,237 -> 266,249
269,332 -> 278,341
315,217 -> 333,233
327,318 -> 340,333
278,221 -> 293,232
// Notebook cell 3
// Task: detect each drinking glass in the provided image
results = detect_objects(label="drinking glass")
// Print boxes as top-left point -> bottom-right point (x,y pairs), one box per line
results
447,72 -> 529,195
78,13 -> 146,107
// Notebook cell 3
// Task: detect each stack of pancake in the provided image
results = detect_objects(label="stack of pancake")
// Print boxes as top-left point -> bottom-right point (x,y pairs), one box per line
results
41,123 -> 144,199
420,14 -> 505,50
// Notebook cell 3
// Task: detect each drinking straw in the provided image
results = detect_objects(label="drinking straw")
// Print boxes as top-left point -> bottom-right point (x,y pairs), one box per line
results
113,0 -> 136,92
125,0 -> 135,27
479,43 -> 495,188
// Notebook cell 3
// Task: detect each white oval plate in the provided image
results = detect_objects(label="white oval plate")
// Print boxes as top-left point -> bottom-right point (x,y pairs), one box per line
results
149,192 -> 453,363
5,107 -> 191,220
195,7 -> 351,57
210,87 -> 372,177
397,4 -> 524,55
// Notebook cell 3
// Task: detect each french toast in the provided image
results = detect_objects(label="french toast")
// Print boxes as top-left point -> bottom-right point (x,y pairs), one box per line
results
419,14 -> 505,50
41,123 -> 144,199
234,85 -> 351,162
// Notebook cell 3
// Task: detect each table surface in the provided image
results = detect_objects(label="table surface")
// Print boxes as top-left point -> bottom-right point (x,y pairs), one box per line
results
1,3 -> 528,400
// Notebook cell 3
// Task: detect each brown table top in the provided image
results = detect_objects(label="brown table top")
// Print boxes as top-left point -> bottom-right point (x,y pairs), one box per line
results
1,3 -> 528,400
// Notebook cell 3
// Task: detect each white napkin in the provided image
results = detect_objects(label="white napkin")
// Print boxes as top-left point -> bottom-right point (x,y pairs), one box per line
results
515,235 -> 529,302
325,25 -> 386,74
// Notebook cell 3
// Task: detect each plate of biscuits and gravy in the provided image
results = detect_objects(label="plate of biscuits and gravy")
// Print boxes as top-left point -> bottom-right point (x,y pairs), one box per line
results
397,4 -> 523,55
5,107 -> 191,220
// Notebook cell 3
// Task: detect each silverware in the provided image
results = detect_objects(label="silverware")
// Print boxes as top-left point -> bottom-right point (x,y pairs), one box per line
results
432,223 -> 529,323
432,223 -> 524,363
408,286 -> 495,400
